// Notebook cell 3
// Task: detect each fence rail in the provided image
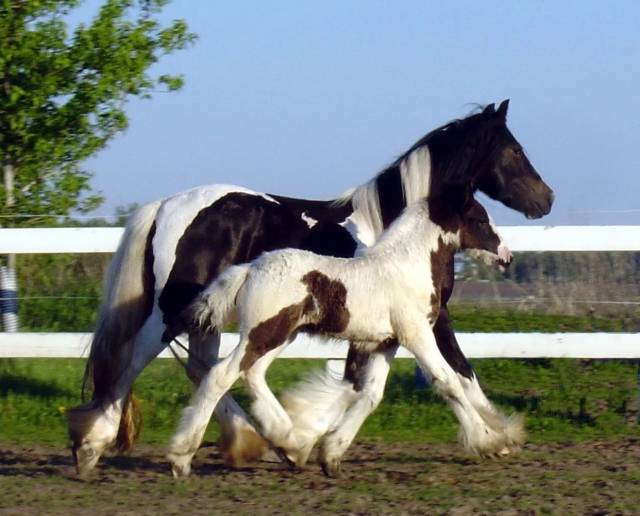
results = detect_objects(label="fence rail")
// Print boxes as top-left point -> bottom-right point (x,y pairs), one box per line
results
0,332 -> 638,359
2,225 -> 640,254
0,225 -> 639,360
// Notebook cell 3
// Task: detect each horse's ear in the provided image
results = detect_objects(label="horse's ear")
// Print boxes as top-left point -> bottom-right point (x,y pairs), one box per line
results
482,103 -> 496,115
497,99 -> 510,119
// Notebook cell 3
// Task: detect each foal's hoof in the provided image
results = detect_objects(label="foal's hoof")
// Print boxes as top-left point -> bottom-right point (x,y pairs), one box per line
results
320,457 -> 342,478
72,443 -> 100,479
167,452 -> 192,478
498,446 -> 512,456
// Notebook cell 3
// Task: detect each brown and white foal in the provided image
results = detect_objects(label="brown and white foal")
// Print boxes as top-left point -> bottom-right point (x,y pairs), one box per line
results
166,196 -> 520,477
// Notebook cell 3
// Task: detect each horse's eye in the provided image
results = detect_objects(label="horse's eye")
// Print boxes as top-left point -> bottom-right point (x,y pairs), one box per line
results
513,147 -> 523,157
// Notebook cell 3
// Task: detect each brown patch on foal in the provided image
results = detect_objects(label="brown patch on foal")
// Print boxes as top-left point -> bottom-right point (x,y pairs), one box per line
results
428,237 -> 454,324
240,270 -> 351,371
300,270 -> 350,333
240,295 -> 314,371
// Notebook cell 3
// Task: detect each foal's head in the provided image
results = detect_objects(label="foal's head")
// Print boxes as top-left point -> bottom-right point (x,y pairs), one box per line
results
458,199 -> 512,271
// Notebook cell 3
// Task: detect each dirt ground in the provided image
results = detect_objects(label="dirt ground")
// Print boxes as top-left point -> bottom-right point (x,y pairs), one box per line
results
1,439 -> 639,515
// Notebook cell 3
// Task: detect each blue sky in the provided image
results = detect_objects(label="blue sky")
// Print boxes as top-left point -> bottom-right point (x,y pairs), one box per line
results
77,1 -> 638,225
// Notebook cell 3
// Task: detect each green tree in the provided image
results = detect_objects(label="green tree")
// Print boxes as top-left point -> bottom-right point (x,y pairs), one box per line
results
0,0 -> 196,224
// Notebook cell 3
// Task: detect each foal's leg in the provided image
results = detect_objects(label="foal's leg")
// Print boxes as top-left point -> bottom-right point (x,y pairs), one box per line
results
318,345 -> 397,477
244,345 -> 307,466
406,323 -> 512,457
433,307 -> 524,452
167,339 -> 246,478
69,308 -> 167,476
186,331 -> 269,466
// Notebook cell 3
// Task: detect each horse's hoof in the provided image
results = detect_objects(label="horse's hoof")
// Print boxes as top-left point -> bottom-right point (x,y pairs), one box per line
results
320,457 -> 342,478
167,452 -> 192,478
72,443 -> 100,478
274,448 -> 298,470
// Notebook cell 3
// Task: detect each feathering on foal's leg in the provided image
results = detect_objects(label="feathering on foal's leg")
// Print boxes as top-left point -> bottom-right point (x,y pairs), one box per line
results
403,317 -> 512,458
317,346 -> 396,477
434,301 -> 524,451
186,330 -> 269,467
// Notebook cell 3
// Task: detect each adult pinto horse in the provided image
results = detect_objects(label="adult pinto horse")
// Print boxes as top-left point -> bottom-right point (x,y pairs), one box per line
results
67,100 -> 553,476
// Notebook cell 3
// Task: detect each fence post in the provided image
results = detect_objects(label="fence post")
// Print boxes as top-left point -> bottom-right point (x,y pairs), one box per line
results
0,264 -> 18,332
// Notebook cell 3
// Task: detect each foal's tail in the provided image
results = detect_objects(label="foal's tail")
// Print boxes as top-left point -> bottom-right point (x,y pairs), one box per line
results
69,200 -> 161,452
190,264 -> 251,331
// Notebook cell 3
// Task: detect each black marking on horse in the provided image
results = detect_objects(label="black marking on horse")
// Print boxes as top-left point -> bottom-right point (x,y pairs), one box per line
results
299,222 -> 357,259
142,221 -> 157,324
376,166 -> 406,229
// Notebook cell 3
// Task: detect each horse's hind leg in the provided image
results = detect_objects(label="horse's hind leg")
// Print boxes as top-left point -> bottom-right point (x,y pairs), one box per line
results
318,346 -> 396,477
68,309 -> 166,477
186,330 -> 269,466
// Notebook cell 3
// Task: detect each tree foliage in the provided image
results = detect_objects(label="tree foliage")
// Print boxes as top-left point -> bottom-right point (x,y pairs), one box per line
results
0,0 -> 196,224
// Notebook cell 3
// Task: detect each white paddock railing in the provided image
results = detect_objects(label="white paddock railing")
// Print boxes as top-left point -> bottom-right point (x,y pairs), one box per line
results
0,225 -> 639,360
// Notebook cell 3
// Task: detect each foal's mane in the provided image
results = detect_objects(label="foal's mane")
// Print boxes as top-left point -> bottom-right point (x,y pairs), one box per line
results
334,105 -> 503,239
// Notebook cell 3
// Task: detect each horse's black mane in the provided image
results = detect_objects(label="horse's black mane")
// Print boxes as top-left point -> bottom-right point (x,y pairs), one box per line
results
386,106 -> 506,190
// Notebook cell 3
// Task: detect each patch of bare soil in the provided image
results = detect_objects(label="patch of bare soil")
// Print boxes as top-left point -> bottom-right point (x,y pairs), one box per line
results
1,439 -> 639,515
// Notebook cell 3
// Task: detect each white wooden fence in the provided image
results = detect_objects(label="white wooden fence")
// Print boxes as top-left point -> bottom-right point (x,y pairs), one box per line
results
0,225 -> 639,360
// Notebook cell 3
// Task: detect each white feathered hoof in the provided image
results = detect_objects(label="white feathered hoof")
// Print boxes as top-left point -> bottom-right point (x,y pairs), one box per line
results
167,451 -> 193,478
72,442 -> 101,479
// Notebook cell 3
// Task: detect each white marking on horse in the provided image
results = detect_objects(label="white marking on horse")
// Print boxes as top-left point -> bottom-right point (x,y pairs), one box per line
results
301,212 -> 318,228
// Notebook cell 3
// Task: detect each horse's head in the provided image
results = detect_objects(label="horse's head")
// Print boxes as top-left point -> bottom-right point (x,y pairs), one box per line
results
459,198 -> 512,271
474,100 -> 554,219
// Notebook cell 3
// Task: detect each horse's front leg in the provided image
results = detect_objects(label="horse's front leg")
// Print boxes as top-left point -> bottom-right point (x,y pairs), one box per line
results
186,330 -> 269,467
67,308 -> 167,477
318,343 -> 397,477
433,306 -> 525,454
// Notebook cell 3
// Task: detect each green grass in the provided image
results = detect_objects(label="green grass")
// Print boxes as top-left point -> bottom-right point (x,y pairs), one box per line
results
1,357 -> 638,445
448,306 -> 633,332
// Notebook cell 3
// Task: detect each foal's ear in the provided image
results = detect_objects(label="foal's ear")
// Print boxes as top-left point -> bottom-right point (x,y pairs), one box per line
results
497,99 -> 510,119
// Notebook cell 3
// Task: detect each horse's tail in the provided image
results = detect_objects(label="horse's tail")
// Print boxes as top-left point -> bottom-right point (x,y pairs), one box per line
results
74,200 -> 161,452
190,264 -> 250,331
